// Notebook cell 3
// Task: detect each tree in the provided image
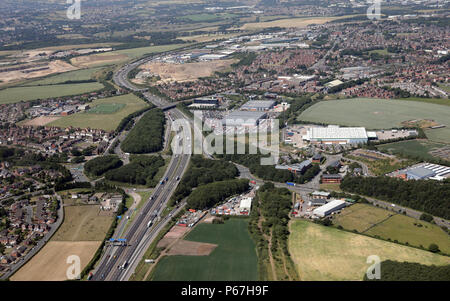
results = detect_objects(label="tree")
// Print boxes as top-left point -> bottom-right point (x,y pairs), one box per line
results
428,243 -> 440,253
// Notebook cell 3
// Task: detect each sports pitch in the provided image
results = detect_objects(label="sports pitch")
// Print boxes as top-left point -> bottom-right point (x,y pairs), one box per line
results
87,103 -> 126,114
48,94 -> 148,131
149,218 -> 258,281
297,98 -> 450,142
288,220 -> 450,281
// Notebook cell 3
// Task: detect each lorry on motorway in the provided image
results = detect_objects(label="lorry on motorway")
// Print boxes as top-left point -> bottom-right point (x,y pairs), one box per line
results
286,182 -> 296,186
120,261 -> 128,270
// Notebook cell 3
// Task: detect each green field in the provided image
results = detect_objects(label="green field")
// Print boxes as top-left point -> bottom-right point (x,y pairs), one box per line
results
22,67 -> 105,86
288,220 -> 450,281
365,214 -> 450,254
377,139 -> 449,162
297,98 -> 450,142
149,218 -> 257,281
49,94 -> 148,131
333,204 -> 394,233
87,103 -> 126,114
332,204 -> 450,254
0,82 -> 104,104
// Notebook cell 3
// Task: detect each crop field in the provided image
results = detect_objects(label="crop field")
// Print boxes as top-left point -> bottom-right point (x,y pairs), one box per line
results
48,94 -> 148,131
51,205 -> 114,241
0,82 -> 104,104
377,139 -> 450,162
297,98 -> 450,142
22,67 -> 105,86
10,241 -> 101,281
149,218 -> 257,281
288,220 -> 450,281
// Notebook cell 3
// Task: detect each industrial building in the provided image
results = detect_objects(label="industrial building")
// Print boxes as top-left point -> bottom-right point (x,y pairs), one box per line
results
313,199 -> 347,217
240,100 -> 276,111
222,111 -> 267,127
275,159 -> 312,174
402,163 -> 450,181
304,126 -> 368,145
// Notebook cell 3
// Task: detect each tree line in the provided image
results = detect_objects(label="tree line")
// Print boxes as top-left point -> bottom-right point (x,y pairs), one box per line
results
340,176 -> 450,219
105,155 -> 165,187
364,260 -> 450,281
186,178 -> 249,210
121,108 -> 165,154
170,155 -> 239,206
84,155 -> 123,177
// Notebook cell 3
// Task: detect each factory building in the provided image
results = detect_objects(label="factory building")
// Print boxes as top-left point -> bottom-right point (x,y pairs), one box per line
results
275,159 -> 312,174
240,100 -> 276,111
304,126 -> 368,145
222,111 -> 267,127
402,163 -> 450,181
313,199 -> 347,217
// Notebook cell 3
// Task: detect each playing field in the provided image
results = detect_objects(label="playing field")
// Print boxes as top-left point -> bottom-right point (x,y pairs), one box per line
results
297,98 -> 450,142
51,205 -> 114,241
288,220 -> 450,281
22,67 -> 105,86
149,218 -> 257,281
377,139 -> 450,162
0,82 -> 104,104
48,94 -> 148,131
10,241 -> 101,281
87,103 -> 126,114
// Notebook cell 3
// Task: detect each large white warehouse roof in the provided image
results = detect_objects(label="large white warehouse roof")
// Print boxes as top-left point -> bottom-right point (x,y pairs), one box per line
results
305,126 -> 368,140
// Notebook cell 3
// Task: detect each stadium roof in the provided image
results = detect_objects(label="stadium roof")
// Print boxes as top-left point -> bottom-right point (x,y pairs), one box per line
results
306,127 -> 368,140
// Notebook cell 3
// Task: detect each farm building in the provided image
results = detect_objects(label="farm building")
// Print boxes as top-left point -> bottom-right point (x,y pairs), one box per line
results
304,126 -> 368,145
240,100 -> 276,111
313,199 -> 347,217
222,111 -> 267,127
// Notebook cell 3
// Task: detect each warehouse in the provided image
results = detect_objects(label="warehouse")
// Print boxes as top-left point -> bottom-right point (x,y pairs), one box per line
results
222,111 -> 267,126
313,199 -> 347,217
304,126 -> 368,144
406,167 -> 436,180
240,100 -> 276,111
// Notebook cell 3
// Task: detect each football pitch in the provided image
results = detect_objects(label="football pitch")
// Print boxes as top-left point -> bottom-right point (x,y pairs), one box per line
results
48,94 -> 148,131
149,218 -> 258,281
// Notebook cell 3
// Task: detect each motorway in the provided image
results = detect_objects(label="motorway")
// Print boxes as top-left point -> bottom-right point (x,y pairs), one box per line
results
91,59 -> 192,281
